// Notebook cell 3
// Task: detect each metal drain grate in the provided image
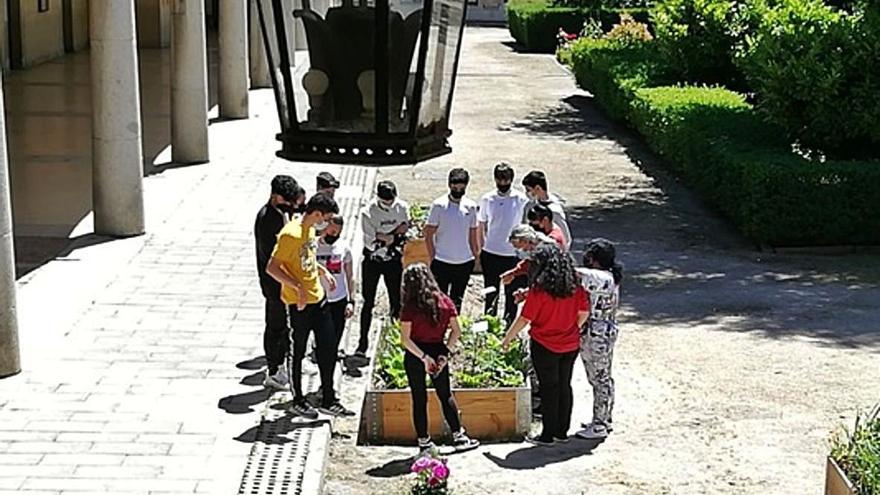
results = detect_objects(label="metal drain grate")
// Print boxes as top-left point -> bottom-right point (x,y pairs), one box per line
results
238,414 -> 315,495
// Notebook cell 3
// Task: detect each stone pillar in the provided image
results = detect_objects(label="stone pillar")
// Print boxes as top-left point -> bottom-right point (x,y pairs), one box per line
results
0,70 -> 21,378
219,0 -> 249,118
248,0 -> 271,89
90,0 -> 146,237
171,0 -> 209,163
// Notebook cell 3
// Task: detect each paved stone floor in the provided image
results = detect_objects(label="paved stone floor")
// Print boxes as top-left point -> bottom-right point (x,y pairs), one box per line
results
0,88 -> 374,494
323,27 -> 880,495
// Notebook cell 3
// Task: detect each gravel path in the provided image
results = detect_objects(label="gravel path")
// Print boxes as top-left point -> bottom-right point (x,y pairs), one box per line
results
323,26 -> 880,495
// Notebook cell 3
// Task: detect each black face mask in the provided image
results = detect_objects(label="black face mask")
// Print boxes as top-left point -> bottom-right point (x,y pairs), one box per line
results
324,235 -> 339,245
530,222 -> 548,234
277,203 -> 294,215
292,203 -> 306,214
449,189 -> 466,200
497,183 -> 511,194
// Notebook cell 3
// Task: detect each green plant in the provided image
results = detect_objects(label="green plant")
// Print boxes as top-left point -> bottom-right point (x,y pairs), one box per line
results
408,203 -> 429,238
603,12 -> 654,45
738,0 -> 880,158
651,0 -> 769,88
831,405 -> 880,494
374,316 -> 527,391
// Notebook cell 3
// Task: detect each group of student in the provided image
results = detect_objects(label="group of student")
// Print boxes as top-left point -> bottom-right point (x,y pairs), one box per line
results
253,164 -> 622,451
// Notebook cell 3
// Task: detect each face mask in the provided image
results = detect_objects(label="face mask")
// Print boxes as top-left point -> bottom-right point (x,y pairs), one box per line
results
497,183 -> 511,194
515,248 -> 530,259
292,203 -> 306,214
449,189 -> 465,200
324,235 -> 339,245
277,203 -> 294,215
378,199 -> 394,210
529,222 -> 548,234
314,221 -> 328,231
526,190 -> 536,200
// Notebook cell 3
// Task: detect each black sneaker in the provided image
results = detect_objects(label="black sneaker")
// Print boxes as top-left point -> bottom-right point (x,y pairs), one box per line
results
452,431 -> 480,452
319,401 -> 356,417
350,351 -> 369,365
525,434 -> 554,447
418,438 -> 437,455
344,367 -> 363,378
290,399 -> 319,419
554,436 -> 570,444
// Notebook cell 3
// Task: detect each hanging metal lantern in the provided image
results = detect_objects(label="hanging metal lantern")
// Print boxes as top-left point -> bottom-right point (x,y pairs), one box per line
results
255,0 -> 467,165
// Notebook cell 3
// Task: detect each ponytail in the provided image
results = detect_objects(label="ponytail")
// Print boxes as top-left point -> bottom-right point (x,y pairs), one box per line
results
610,262 -> 623,285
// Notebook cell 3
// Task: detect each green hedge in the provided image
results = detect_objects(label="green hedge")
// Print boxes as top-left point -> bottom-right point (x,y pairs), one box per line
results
568,40 -> 880,246
507,0 -> 649,52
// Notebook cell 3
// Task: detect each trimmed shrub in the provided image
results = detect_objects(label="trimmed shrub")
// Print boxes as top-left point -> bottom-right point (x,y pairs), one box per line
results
568,42 -> 880,246
738,0 -> 880,158
651,0 -> 770,88
507,0 -> 650,52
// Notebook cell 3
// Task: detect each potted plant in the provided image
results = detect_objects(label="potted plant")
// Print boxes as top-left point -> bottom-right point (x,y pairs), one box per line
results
359,316 -> 531,445
403,204 -> 431,268
827,404 -> 880,495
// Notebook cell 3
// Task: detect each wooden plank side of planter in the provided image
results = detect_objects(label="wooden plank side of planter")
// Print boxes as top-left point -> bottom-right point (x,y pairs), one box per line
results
361,387 -> 529,445
826,457 -> 856,495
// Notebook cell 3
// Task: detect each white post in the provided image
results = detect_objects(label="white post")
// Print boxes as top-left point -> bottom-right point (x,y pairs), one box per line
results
89,0 -> 146,237
0,69 -> 21,378
171,0 -> 209,163
219,0 -> 249,118
248,0 -> 271,89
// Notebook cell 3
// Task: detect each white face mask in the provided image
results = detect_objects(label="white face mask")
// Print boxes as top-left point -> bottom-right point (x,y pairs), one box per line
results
515,248 -> 530,259
525,190 -> 536,200
314,221 -> 328,231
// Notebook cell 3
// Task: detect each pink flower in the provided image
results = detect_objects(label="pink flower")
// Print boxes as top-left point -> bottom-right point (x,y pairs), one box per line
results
432,462 -> 450,480
411,456 -> 432,474
427,476 -> 441,487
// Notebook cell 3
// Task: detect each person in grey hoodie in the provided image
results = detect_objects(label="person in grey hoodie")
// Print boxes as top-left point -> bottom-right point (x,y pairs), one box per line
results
353,181 -> 410,362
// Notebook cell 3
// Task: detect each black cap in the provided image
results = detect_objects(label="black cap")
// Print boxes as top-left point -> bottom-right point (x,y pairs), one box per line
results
316,172 -> 340,189
377,180 -> 397,201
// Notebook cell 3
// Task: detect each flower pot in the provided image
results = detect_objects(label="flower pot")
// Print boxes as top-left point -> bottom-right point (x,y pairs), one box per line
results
403,238 -> 431,268
826,457 -> 855,495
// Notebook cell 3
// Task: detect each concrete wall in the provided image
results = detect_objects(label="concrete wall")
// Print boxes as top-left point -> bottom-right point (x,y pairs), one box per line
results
137,0 -> 172,48
18,0 -> 65,67
70,0 -> 89,51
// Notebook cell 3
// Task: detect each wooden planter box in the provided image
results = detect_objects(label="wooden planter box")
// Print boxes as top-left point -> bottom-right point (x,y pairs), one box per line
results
826,457 -> 856,495
403,238 -> 431,268
359,385 -> 531,445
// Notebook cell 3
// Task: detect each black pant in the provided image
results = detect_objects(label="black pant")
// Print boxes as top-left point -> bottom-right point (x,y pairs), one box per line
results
359,255 -> 403,353
404,342 -> 462,439
530,339 -> 577,441
327,298 -> 348,351
430,259 -> 475,313
288,300 -> 337,406
264,297 -> 289,375
479,251 -> 522,326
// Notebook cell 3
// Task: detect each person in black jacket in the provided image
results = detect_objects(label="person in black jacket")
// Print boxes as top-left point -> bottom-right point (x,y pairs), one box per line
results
255,175 -> 305,389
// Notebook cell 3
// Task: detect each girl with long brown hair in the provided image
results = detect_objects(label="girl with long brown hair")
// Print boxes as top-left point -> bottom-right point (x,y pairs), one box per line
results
399,263 -> 479,454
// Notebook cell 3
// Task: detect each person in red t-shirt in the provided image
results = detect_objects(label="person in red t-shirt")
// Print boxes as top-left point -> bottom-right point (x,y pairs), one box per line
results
501,244 -> 589,446
399,263 -> 480,454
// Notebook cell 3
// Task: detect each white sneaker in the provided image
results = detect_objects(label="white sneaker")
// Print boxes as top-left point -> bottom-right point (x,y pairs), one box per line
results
575,423 -> 609,440
264,369 -> 288,390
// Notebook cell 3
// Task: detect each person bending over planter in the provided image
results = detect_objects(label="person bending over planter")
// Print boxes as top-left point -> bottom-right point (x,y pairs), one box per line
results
575,238 -> 623,440
501,244 -> 589,446
399,263 -> 480,454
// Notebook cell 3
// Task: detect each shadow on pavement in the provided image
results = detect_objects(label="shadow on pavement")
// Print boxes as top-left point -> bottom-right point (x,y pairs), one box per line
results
235,412 -> 329,444
240,372 -> 266,387
236,356 -> 268,370
218,388 -> 274,414
366,456 -> 416,478
482,438 -> 602,470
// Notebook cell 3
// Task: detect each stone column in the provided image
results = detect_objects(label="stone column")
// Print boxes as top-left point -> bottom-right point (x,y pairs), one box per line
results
90,0 -> 146,237
171,0 -> 209,163
248,0 -> 271,89
219,0 -> 249,118
0,70 -> 21,378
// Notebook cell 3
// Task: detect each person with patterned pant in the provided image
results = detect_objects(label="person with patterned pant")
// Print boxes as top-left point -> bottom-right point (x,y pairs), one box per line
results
575,238 -> 623,440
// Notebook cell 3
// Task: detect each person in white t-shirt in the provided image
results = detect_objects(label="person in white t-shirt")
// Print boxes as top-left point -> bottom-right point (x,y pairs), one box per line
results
522,170 -> 572,250
478,163 -> 529,326
315,215 -> 358,375
425,168 -> 479,313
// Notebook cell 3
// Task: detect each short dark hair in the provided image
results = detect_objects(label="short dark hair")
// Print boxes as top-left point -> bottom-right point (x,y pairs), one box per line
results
494,162 -> 514,181
329,214 -> 344,227
377,180 -> 397,200
527,203 -> 553,223
271,175 -> 299,201
522,170 -> 548,191
316,171 -> 339,190
448,168 -> 469,185
305,192 -> 339,215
